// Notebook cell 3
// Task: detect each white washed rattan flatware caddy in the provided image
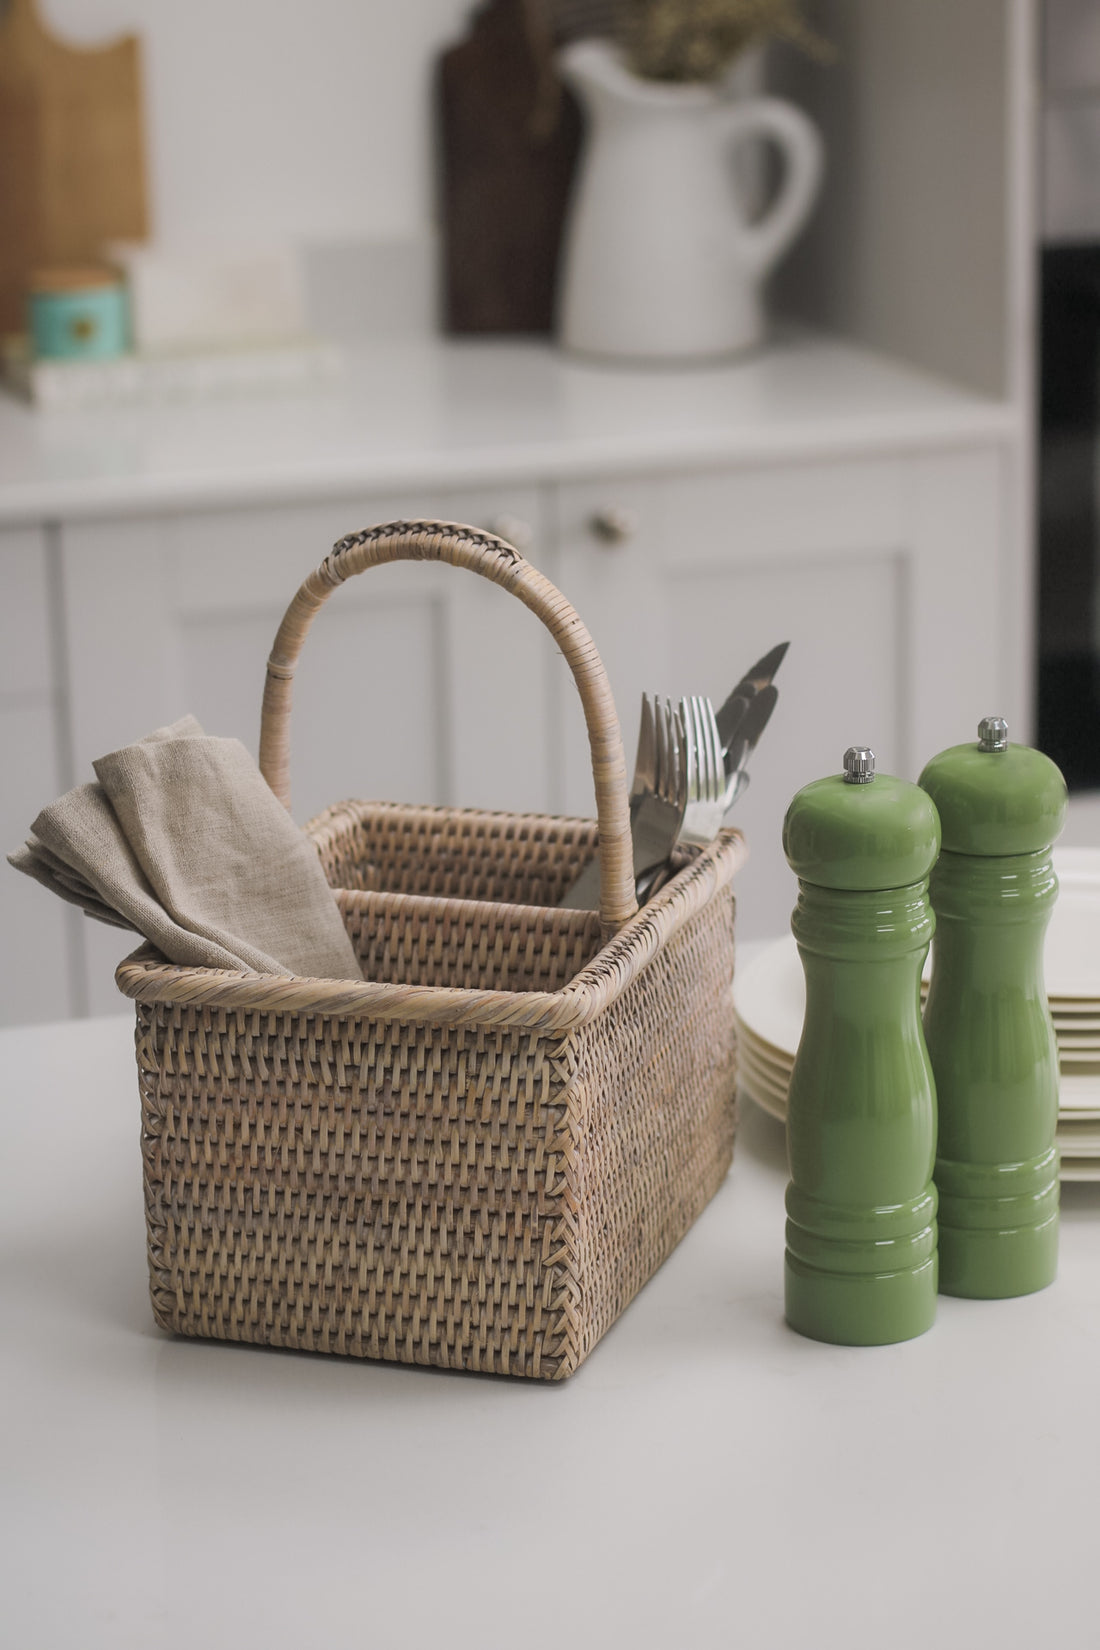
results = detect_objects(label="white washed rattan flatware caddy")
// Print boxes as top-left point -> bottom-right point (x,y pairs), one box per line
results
115,521 -> 748,1380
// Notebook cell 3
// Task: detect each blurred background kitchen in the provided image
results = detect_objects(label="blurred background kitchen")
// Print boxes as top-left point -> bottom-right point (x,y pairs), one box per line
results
1,0 -> 1097,1025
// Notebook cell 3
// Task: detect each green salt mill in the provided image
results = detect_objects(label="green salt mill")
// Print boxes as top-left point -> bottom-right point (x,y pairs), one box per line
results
782,746 -> 941,1346
919,717 -> 1067,1299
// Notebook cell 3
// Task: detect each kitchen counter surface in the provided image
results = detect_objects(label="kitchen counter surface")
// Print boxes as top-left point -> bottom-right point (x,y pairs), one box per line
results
2,1002 -> 1098,1650
0,331 -> 1016,526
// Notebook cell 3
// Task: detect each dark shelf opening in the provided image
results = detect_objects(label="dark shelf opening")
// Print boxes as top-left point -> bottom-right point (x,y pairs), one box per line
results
1037,244 -> 1100,791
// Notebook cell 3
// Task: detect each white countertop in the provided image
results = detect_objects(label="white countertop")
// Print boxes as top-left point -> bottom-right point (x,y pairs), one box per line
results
0,331 -> 1017,526
2,1002 -> 1098,1650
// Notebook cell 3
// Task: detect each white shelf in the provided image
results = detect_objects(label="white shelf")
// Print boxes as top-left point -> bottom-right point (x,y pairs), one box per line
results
0,330 -> 1017,527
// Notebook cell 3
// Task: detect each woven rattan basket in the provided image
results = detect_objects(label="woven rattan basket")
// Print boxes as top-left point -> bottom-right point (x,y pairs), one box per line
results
115,521 -> 747,1380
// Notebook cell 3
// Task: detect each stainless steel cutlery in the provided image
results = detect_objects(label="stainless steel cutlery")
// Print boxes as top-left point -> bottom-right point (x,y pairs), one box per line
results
634,694 -> 730,904
629,695 -> 689,885
714,641 -> 788,751
559,643 -> 789,910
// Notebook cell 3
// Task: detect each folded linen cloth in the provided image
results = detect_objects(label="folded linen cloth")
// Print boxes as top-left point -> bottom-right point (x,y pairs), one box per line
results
8,715 -> 363,981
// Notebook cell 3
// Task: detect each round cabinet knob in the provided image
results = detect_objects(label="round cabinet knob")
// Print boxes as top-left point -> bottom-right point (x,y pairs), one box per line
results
588,507 -> 637,545
485,514 -> 534,553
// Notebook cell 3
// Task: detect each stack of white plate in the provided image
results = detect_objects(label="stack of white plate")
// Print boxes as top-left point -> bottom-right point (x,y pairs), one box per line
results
734,848 -> 1100,1182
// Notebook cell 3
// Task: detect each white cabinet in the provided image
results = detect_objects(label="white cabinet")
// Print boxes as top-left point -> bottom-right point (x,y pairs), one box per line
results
0,699 -> 74,1023
59,486 -> 559,1017
0,528 -> 75,1025
60,487 -> 555,818
0,428 -> 1015,1022
553,448 -> 1006,939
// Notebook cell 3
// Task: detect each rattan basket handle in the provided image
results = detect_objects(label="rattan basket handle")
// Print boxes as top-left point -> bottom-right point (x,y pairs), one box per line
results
259,519 -> 638,933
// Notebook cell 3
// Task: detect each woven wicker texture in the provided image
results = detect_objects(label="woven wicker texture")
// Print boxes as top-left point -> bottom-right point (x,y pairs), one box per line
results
117,521 -> 747,1380
260,519 -> 637,937
309,799 -> 602,907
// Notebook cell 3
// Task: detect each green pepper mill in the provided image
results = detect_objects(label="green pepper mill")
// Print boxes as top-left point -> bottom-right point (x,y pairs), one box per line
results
919,717 -> 1068,1299
782,747 -> 942,1345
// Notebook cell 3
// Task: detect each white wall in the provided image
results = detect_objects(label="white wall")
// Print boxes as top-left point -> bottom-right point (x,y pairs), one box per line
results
42,0 -> 472,248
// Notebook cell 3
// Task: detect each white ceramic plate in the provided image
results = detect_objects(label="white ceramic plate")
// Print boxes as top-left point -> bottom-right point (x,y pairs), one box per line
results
736,1025 -> 794,1081
1058,1074 -> 1100,1112
738,1077 -> 787,1124
732,937 -> 802,1061
1056,1121 -> 1100,1154
1052,1028 -> 1100,1047
1042,888 -> 1100,999
1056,847 -> 1100,884
1059,1159 -> 1100,1182
738,1047 -> 791,1107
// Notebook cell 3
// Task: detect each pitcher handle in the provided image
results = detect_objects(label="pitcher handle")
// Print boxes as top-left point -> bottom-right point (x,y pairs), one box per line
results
716,97 -> 824,278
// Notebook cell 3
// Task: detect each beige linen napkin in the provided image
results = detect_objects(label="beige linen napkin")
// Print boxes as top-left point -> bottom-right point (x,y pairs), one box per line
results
8,716 -> 363,981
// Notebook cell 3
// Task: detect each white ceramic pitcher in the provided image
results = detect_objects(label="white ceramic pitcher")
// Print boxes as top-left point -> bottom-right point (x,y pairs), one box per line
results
557,39 -> 824,363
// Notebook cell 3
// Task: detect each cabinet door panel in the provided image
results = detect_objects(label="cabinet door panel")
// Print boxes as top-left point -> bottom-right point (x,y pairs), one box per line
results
0,528 -> 74,1024
555,451 -> 1001,940
662,550 -> 903,939
0,703 -> 74,1024
63,519 -> 189,765
179,596 -> 443,822
0,526 -> 54,700
60,489 -> 554,1017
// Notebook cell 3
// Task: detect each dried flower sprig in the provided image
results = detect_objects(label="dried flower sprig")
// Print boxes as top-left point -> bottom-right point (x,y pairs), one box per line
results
621,0 -> 831,84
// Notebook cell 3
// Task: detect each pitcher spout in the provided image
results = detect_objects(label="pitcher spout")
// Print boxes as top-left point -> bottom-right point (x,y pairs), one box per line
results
557,38 -> 713,114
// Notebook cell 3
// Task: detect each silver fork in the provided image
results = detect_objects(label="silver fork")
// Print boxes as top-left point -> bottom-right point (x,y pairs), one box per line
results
558,693 -> 687,909
636,695 -> 726,901
678,695 -> 728,846
631,695 -> 687,875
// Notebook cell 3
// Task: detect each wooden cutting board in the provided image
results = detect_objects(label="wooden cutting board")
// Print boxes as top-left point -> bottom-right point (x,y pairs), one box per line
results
438,0 -> 582,334
0,0 -> 148,334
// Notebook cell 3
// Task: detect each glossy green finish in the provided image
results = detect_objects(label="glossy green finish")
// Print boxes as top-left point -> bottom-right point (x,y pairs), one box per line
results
922,845 -> 1063,1298
783,771 -> 942,892
783,771 -> 941,1345
919,740 -> 1068,857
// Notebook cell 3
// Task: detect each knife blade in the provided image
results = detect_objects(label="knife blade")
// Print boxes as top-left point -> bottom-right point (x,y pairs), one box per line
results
724,682 -> 779,783
714,641 -> 789,752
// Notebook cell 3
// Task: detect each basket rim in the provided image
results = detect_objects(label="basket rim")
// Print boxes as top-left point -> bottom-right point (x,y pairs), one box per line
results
306,795 -> 603,841
114,822 -> 747,1030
